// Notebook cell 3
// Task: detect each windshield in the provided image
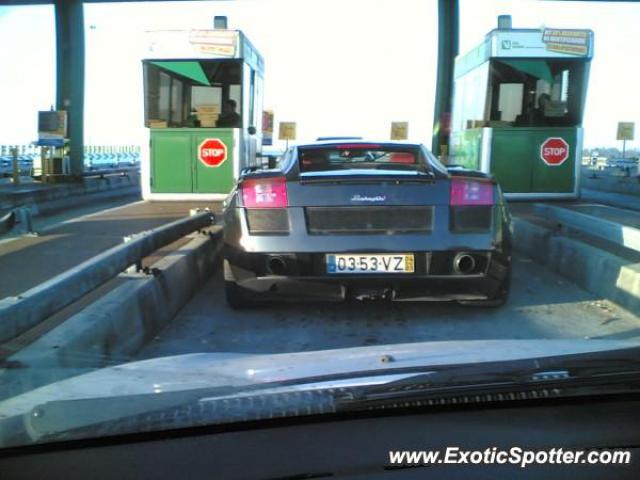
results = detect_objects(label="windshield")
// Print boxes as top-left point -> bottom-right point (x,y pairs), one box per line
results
1,0 -> 640,451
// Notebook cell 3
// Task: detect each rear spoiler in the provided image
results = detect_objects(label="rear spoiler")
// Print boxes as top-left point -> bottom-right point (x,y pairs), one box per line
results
447,166 -> 495,182
299,170 -> 436,184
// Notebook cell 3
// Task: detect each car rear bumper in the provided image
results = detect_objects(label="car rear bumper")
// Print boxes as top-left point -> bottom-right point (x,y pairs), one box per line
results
224,247 -> 510,302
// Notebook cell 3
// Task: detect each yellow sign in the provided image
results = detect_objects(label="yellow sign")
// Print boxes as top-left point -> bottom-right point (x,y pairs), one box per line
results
542,29 -> 590,56
279,122 -> 297,141
391,122 -> 409,140
188,30 -> 236,57
617,122 -> 635,141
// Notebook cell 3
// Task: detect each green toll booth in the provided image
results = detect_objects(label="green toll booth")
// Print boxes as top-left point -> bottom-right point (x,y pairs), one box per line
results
141,28 -> 264,201
449,17 -> 593,199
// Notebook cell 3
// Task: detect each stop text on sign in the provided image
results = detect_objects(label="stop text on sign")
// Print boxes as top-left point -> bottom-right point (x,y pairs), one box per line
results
543,147 -> 566,156
540,137 -> 569,166
202,148 -> 225,157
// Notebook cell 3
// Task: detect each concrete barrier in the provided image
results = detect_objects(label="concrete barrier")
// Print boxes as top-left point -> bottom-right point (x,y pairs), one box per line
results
513,218 -> 640,314
533,204 -> 640,253
1,228 -> 222,397
581,168 -> 640,196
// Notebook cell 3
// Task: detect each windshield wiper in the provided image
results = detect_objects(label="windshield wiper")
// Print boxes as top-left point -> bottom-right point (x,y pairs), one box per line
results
5,347 -> 640,447
334,350 -> 640,409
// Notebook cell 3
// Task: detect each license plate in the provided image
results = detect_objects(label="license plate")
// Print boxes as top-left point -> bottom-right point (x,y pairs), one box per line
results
326,254 -> 415,274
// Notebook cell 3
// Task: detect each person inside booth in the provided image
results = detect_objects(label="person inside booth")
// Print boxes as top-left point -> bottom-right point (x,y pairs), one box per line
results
216,99 -> 242,128
515,93 -> 551,126
183,107 -> 201,128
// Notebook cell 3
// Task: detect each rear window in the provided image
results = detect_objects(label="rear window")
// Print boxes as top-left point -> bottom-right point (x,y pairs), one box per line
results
298,145 -> 423,173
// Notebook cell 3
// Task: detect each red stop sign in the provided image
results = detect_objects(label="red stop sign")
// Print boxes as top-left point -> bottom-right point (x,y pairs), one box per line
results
198,138 -> 227,168
540,137 -> 569,166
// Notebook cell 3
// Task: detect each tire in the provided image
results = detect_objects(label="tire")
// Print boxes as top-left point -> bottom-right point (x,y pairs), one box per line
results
458,268 -> 511,308
223,260 -> 267,309
224,280 -> 252,309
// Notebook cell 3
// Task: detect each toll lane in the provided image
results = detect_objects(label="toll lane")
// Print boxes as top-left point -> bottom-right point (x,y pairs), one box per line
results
0,200 -> 219,297
137,254 -> 640,359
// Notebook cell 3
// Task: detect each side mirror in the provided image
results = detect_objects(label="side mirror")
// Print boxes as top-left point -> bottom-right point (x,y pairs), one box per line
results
247,126 -> 257,135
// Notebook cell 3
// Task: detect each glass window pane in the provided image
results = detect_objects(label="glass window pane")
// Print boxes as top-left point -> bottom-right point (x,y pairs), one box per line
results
192,86 -> 221,109
451,61 -> 489,131
170,78 -> 183,125
158,72 -> 170,121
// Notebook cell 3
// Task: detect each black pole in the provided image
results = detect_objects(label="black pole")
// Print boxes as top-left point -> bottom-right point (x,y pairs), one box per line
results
55,0 -> 84,178
431,0 -> 459,160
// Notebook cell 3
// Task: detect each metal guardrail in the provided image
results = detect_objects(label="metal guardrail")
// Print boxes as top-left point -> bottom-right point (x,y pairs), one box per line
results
533,204 -> 640,253
0,210 -> 215,345
81,166 -> 140,178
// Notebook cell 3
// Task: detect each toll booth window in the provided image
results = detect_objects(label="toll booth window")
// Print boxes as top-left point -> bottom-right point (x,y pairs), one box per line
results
144,60 -> 243,128
228,85 -> 242,124
254,75 -> 264,134
487,59 -> 587,127
157,72 -> 171,123
451,62 -> 490,132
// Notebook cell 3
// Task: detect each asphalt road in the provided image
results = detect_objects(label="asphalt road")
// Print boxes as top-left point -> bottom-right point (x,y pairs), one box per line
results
137,254 -> 640,359
0,199 -> 219,297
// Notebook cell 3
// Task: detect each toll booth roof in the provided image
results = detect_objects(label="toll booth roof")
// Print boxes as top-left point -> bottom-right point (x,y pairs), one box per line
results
144,29 -> 264,72
456,27 -> 594,78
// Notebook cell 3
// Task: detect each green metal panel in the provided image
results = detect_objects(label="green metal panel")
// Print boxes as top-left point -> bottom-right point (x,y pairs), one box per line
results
150,128 -> 237,194
491,128 -> 576,194
491,130 -> 534,193
151,130 -> 193,193
193,129 -> 236,194
531,128 -> 576,193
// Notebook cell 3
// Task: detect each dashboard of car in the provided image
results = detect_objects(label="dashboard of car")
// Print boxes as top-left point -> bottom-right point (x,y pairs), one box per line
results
1,395 -> 639,479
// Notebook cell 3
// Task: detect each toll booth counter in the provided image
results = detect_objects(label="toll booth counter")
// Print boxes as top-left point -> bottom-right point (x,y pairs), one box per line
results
141,29 -> 264,200
449,19 -> 593,199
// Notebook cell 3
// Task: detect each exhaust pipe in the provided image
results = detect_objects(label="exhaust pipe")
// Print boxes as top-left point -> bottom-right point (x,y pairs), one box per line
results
453,253 -> 476,275
266,256 -> 287,275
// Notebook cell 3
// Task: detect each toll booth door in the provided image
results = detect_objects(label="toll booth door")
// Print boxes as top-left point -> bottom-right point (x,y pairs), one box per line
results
531,129 -> 576,193
151,131 -> 193,193
491,128 -> 576,194
491,130 -> 533,193
193,130 -> 235,194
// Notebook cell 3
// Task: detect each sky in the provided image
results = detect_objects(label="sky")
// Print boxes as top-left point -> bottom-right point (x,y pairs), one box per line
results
0,0 -> 638,150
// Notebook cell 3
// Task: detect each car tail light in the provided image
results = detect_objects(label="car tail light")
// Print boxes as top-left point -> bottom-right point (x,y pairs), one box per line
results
242,177 -> 288,208
450,178 -> 494,205
388,152 -> 415,164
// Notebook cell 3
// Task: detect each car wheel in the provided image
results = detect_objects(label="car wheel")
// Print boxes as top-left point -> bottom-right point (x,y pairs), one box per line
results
223,260 -> 269,309
458,268 -> 511,308
224,280 -> 254,309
